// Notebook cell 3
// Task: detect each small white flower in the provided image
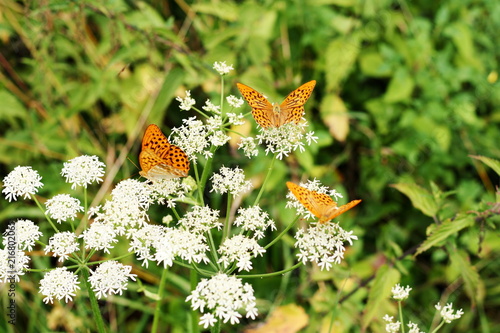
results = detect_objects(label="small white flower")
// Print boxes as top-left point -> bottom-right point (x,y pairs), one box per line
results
218,235 -> 265,272
226,112 -> 245,125
391,284 -> 412,301
171,117 -> 211,163
176,90 -> 196,111
186,273 -> 257,328
256,122 -> 316,160
294,223 -> 357,270
435,302 -> 464,323
45,194 -> 84,223
61,155 -> 105,190
80,222 -> 118,254
238,137 -> 259,158
88,261 -> 137,299
203,100 -> 221,114
146,178 -> 193,208
178,206 -> 223,234
383,315 -> 401,333
407,322 -> 425,333
0,248 -> 30,283
210,166 -> 252,197
2,220 -> 42,251
226,95 -> 244,108
39,267 -> 81,304
2,166 -> 43,201
213,61 -> 234,75
233,206 -> 276,239
45,231 -> 79,262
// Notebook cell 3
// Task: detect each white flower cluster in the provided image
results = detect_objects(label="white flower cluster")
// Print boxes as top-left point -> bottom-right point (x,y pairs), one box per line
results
39,267 -> 81,304
88,261 -> 137,299
233,206 -> 276,239
186,273 -> 258,328
0,248 -> 30,283
391,283 -> 412,301
80,222 -> 118,254
45,194 -> 84,223
89,179 -> 152,236
45,231 -> 79,262
295,223 -> 357,271
2,166 -> 43,201
256,122 -> 318,160
210,166 -> 252,197
176,90 -> 196,111
61,155 -> 105,189
2,220 -> 42,251
146,178 -> 193,208
129,224 -> 209,268
213,61 -> 234,75
435,302 -> 464,323
218,235 -> 265,272
178,206 -> 222,234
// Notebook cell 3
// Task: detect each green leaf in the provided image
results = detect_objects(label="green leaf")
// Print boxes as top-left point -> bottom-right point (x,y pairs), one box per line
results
390,183 -> 438,217
415,216 -> 473,256
449,249 -> 481,305
383,67 -> 414,103
362,265 -> 400,329
470,155 -> 500,176
325,37 -> 360,91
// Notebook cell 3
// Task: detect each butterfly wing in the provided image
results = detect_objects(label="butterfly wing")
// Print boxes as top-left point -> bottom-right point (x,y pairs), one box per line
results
237,82 -> 275,128
279,80 -> 316,126
155,144 -> 190,177
142,124 -> 170,152
287,181 -> 336,220
323,200 -> 362,222
139,148 -> 188,179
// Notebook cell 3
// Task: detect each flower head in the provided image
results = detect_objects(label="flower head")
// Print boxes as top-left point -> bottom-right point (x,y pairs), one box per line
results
45,231 -> 79,262
39,267 -> 81,304
186,274 -> 258,328
391,284 -> 412,301
2,166 -> 43,201
176,90 -> 196,111
88,261 -> 137,299
2,220 -> 42,251
227,95 -> 244,108
218,235 -> 265,272
61,155 -> 105,190
178,206 -> 222,234
294,223 -> 357,270
383,315 -> 401,333
45,194 -> 84,223
256,122 -> 318,160
203,100 -> 221,114
233,206 -> 276,239
171,117 -> 211,163
213,61 -> 234,75
0,248 -> 30,283
238,137 -> 259,158
80,222 -> 118,254
210,166 -> 252,197
435,302 -> 464,323
407,322 -> 425,333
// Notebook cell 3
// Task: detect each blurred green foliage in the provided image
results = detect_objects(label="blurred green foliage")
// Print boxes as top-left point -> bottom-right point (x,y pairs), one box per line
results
1,0 -> 499,332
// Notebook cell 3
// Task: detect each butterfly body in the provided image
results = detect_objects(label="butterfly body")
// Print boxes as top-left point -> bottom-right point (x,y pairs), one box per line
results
237,80 -> 316,128
286,182 -> 361,223
139,124 -> 189,180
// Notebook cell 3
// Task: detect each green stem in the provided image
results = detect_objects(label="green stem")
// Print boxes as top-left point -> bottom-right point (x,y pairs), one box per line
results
197,146 -> 218,203
190,270 -> 199,333
253,153 -> 277,206
81,268 -> 107,333
236,262 -> 303,278
220,76 -> 225,116
152,267 -> 169,333
264,216 -> 299,250
222,195 -> 233,241
32,195 -> 59,233
398,301 -> 405,333
429,320 -> 445,333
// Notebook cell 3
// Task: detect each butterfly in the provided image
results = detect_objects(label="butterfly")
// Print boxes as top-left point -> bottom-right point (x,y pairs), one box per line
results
139,124 -> 190,180
286,181 -> 361,224
236,80 -> 316,128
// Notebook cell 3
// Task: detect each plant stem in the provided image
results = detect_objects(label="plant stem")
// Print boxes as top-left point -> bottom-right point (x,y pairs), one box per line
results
152,267 -> 168,333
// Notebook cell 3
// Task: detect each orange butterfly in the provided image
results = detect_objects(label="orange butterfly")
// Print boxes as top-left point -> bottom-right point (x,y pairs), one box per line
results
286,182 -> 361,224
139,124 -> 190,180
237,80 -> 316,128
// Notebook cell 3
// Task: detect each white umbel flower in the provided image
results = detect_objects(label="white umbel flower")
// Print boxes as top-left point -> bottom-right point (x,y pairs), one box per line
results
61,155 -> 105,189
382,315 -> 401,333
176,90 -> 196,111
218,235 -> 265,272
238,137 -> 259,158
178,206 -> 222,234
2,220 -> 42,251
45,231 -> 79,262
2,166 -> 43,201
213,61 -> 234,75
391,284 -> 412,301
45,194 -> 84,223
39,267 -> 81,304
186,273 -> 258,328
233,206 -> 276,239
407,322 -> 425,333
0,248 -> 30,283
210,166 -> 252,197
88,261 -> 137,299
435,302 -> 464,323
226,95 -> 244,108
80,222 -> 118,253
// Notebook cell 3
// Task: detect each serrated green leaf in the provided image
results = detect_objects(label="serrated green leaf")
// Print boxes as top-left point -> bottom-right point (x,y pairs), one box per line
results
449,250 -> 480,305
362,265 -> 400,329
415,216 -> 473,256
383,67 -> 414,103
390,183 -> 438,217
470,155 -> 500,176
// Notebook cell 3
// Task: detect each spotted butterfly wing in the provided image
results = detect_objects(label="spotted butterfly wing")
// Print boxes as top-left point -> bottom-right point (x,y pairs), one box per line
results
237,80 -> 316,128
286,181 -> 361,223
139,124 -> 190,180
